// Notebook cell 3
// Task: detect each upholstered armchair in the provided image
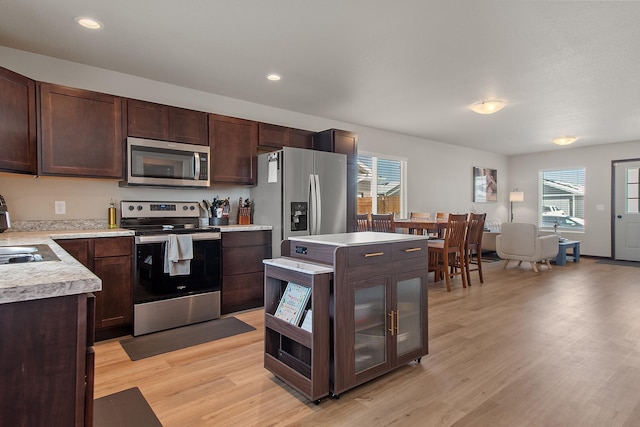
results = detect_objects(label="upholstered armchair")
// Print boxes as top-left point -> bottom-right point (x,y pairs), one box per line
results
496,222 -> 559,272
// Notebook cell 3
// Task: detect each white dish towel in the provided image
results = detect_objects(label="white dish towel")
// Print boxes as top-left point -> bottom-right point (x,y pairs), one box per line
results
164,234 -> 193,276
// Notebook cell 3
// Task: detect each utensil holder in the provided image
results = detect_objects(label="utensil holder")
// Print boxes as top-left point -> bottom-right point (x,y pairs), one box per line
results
210,217 -> 229,226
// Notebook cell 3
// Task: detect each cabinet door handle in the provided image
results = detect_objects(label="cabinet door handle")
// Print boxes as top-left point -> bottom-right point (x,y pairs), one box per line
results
395,310 -> 400,334
404,247 -> 422,253
364,252 -> 385,258
388,311 -> 395,336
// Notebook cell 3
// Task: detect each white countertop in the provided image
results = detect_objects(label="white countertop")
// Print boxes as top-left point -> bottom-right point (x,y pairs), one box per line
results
263,257 -> 333,275
288,231 -> 429,247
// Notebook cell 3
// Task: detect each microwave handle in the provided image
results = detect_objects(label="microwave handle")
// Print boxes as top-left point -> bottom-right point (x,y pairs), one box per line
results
194,152 -> 201,179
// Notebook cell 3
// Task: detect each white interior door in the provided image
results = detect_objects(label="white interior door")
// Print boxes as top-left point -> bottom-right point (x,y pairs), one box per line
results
614,160 -> 640,261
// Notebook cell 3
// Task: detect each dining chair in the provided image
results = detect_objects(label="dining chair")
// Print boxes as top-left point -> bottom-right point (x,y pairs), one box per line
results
465,212 -> 486,285
409,212 -> 431,235
428,213 -> 468,291
434,212 -> 448,238
370,213 -> 395,233
356,213 -> 371,231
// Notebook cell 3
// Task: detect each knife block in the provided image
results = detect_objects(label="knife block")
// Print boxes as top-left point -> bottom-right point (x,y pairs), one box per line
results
238,207 -> 251,225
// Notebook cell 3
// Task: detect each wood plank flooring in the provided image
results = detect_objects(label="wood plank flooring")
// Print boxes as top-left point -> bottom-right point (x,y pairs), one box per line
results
94,257 -> 640,426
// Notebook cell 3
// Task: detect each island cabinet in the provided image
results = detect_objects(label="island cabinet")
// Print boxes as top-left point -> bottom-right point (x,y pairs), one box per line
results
281,232 -> 429,398
56,236 -> 133,340
38,83 -> 123,178
126,99 -> 208,145
221,230 -> 272,314
209,114 -> 258,184
0,293 -> 95,427
0,66 -> 37,174
263,257 -> 333,402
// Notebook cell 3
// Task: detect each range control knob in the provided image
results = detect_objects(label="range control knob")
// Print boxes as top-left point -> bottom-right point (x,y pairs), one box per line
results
128,205 -> 135,211
137,205 -> 143,211
183,205 -> 189,210
189,205 -> 195,210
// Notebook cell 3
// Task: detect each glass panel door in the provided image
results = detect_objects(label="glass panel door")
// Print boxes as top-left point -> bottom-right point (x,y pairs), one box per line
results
354,284 -> 386,373
396,276 -> 422,356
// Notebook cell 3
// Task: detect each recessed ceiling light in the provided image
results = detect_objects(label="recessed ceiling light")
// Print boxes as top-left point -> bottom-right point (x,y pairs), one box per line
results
470,99 -> 506,115
552,136 -> 578,146
74,16 -> 103,30
266,74 -> 281,81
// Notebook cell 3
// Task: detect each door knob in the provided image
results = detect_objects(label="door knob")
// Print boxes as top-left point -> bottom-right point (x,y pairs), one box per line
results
617,215 -> 622,219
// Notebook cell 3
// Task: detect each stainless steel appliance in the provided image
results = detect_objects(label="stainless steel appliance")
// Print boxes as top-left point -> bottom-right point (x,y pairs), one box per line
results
122,137 -> 210,188
0,195 -> 10,233
251,147 -> 347,258
121,200 -> 221,336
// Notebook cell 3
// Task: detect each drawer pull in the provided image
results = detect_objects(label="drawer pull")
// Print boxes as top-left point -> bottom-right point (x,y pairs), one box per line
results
364,252 -> 385,258
404,247 -> 422,253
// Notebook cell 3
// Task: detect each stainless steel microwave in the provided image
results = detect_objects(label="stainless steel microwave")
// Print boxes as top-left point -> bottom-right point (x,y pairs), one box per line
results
124,137 -> 210,188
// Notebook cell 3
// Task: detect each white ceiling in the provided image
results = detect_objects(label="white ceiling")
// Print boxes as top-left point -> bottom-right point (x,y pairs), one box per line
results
2,0 -> 640,156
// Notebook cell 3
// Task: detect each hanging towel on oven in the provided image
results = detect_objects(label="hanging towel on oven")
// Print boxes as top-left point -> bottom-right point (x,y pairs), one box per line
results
164,234 -> 193,276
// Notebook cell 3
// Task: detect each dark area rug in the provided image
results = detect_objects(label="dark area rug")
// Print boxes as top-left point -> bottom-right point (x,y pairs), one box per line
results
94,387 -> 162,427
596,259 -> 640,268
120,317 -> 256,361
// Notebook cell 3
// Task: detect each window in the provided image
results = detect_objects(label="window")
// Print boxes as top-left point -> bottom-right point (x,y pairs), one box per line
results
539,168 -> 585,230
627,167 -> 639,214
357,153 -> 406,217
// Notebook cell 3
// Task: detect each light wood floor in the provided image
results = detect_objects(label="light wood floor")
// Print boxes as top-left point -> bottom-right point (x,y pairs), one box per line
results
94,257 -> 640,426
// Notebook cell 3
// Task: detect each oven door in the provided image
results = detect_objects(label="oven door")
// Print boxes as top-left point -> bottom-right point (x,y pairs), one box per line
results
134,235 -> 221,304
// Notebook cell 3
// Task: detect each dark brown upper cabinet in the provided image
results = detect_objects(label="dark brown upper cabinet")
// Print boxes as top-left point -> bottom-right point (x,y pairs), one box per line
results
126,99 -> 208,146
313,128 -> 358,158
38,83 -> 123,178
258,123 -> 313,150
0,67 -> 37,174
209,114 -> 258,184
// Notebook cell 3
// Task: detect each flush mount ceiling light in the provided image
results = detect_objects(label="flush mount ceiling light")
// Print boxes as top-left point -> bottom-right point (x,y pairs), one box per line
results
552,136 -> 578,146
470,99 -> 506,115
74,16 -> 103,30
266,74 -> 281,81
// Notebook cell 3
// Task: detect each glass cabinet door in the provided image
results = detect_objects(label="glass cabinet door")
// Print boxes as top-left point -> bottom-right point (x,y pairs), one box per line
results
396,276 -> 423,356
354,284 -> 387,373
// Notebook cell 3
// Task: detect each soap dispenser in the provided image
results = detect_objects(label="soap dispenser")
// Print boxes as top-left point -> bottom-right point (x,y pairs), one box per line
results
108,199 -> 117,229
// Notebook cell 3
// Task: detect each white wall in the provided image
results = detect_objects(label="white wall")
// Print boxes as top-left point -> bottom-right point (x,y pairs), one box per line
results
508,140 -> 640,257
0,47 -> 508,225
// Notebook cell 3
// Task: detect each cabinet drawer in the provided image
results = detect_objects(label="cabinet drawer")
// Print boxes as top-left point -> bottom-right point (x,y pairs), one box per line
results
392,240 -> 428,261
94,237 -> 133,258
223,246 -> 270,275
222,230 -> 271,248
348,244 -> 392,266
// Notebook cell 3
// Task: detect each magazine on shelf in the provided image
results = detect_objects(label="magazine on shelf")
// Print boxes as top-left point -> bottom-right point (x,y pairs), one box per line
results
274,282 -> 311,326
300,310 -> 313,332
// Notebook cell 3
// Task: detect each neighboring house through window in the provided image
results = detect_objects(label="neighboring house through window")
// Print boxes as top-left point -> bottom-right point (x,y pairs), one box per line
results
540,168 -> 585,230
357,153 -> 407,218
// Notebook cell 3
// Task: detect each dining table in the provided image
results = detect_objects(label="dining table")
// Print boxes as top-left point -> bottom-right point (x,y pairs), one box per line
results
393,218 -> 448,236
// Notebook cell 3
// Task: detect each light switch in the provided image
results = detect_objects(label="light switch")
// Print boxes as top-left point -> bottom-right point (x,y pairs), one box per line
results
596,204 -> 605,211
55,201 -> 66,215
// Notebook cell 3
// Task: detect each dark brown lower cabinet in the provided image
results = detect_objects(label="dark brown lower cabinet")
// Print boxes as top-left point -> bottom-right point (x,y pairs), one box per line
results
56,236 -> 133,339
0,293 -> 95,427
221,230 -> 272,314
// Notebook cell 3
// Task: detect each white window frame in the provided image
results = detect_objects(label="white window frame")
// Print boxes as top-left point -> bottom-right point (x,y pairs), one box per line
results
358,151 -> 407,218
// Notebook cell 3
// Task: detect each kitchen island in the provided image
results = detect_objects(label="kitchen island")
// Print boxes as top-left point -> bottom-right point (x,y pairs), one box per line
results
265,231 -> 429,400
0,231 -> 110,426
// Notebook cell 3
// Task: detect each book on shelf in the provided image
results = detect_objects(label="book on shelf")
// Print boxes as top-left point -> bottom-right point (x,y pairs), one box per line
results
274,282 -> 311,326
300,310 -> 312,332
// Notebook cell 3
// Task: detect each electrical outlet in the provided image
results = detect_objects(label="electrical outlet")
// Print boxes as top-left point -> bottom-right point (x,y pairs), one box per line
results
55,201 -> 66,215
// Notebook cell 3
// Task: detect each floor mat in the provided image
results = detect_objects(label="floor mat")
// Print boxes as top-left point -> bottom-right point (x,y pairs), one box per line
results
120,317 -> 256,361
94,387 -> 162,427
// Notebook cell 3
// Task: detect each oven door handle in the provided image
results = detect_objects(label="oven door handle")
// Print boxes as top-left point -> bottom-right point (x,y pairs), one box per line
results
135,232 -> 221,244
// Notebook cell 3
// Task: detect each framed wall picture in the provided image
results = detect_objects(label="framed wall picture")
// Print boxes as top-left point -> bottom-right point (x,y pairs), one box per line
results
473,167 -> 497,202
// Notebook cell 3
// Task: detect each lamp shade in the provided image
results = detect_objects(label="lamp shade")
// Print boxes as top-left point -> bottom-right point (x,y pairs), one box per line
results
509,191 -> 524,202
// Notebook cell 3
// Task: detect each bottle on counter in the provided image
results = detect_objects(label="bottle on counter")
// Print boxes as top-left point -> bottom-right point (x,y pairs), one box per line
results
108,200 -> 117,229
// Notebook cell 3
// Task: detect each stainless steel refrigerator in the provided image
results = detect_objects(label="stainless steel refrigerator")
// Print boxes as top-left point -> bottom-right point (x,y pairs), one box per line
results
251,147 -> 347,258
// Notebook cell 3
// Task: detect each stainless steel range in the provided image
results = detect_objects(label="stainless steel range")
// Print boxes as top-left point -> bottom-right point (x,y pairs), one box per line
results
121,201 -> 221,336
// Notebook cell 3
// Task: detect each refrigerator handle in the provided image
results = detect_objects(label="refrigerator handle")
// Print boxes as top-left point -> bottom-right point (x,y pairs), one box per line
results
309,173 -> 317,234
314,174 -> 322,234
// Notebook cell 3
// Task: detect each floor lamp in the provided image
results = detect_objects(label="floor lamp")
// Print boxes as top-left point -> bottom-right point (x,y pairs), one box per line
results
509,190 -> 524,222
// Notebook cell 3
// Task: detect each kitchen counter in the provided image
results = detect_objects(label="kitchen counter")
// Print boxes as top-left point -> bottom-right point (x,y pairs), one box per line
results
288,231 -> 429,247
0,229 -> 137,304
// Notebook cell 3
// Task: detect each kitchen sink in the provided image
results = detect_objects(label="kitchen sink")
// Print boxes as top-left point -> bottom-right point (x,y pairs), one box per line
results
0,244 -> 60,265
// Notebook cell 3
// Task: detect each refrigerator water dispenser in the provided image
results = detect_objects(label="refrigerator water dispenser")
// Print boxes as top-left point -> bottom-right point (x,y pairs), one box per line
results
291,202 -> 308,231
